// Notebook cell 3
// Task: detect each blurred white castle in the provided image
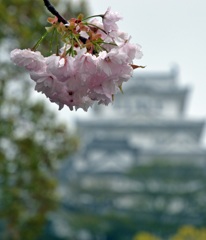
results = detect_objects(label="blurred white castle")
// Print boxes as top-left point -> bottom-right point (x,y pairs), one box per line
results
72,66 -> 206,172
53,67 -> 206,238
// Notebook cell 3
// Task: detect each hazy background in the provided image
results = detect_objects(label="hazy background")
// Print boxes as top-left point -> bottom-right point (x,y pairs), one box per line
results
58,0 -> 206,133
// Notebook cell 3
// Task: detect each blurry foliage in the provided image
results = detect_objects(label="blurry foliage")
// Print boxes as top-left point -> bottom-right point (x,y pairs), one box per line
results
133,225 -> 206,240
171,225 -> 206,240
0,0 -> 89,51
133,232 -> 160,240
0,0 -> 89,239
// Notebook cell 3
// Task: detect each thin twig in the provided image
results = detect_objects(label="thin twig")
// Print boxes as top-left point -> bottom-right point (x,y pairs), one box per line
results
43,0 -> 68,24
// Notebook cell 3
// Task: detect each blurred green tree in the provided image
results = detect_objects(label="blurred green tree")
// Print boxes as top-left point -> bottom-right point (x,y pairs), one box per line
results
0,0 -> 88,239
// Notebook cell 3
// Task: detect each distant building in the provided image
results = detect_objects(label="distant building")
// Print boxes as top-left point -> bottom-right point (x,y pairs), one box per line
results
65,67 -> 206,171
53,68 -> 206,239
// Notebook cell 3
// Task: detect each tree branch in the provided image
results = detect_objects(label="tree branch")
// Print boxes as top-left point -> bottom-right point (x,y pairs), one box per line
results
43,0 -> 68,24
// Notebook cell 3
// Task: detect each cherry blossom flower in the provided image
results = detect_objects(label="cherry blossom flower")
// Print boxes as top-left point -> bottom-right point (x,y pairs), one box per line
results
10,49 -> 46,72
103,7 -> 123,33
10,6 -> 143,111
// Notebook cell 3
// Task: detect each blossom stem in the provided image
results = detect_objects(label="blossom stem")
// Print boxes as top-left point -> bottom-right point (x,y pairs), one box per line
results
73,35 -> 83,48
31,31 -> 48,51
82,14 -> 104,21
55,29 -> 60,55
70,37 -> 75,57
93,42 -> 103,53
49,28 -> 56,54
101,41 -> 117,46
86,23 -> 107,34
43,0 -> 68,24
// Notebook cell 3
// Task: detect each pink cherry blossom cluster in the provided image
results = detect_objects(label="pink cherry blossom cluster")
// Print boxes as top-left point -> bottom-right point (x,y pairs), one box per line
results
10,7 -> 143,111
